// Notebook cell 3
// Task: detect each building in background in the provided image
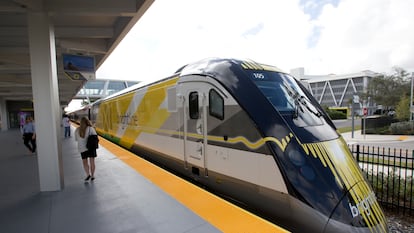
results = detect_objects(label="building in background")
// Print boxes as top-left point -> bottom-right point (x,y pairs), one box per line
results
291,68 -> 381,115
65,79 -> 139,113
76,79 -> 139,103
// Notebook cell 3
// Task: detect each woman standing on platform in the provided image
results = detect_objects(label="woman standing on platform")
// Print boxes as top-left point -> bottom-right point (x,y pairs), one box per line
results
74,116 -> 97,181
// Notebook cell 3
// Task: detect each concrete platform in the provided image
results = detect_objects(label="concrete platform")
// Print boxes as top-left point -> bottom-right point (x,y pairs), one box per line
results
0,126 -> 288,233
0,128 -> 221,233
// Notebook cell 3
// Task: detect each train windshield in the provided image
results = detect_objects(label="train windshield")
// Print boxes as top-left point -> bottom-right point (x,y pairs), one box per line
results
250,71 -> 323,126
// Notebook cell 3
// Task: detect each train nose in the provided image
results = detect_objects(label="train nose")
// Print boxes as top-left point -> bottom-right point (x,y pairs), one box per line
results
324,181 -> 388,233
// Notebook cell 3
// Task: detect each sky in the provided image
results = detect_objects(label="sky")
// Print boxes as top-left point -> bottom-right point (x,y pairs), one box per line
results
95,0 -> 414,83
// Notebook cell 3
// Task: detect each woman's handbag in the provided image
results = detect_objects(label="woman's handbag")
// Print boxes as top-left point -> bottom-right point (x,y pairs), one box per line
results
86,127 -> 99,151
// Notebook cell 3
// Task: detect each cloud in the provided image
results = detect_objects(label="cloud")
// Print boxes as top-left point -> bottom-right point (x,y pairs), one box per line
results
242,23 -> 264,38
96,0 -> 414,83
307,0 -> 414,74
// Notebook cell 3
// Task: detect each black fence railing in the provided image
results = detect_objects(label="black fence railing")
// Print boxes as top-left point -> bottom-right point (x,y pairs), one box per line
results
349,145 -> 414,216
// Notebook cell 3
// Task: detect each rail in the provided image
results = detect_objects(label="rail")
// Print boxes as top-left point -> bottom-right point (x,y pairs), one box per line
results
349,144 -> 414,215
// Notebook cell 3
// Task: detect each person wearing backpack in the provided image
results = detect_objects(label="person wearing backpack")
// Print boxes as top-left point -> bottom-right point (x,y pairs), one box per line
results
74,116 -> 98,181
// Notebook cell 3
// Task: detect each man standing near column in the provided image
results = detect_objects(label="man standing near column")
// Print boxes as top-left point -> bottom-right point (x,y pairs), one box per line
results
22,116 -> 36,154
62,114 -> 71,138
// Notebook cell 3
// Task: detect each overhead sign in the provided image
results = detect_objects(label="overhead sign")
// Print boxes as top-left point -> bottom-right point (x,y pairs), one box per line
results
63,54 -> 95,81
64,71 -> 95,81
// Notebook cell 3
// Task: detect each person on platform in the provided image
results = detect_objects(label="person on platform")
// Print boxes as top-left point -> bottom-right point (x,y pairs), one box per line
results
74,116 -> 97,181
22,116 -> 36,154
62,114 -> 71,138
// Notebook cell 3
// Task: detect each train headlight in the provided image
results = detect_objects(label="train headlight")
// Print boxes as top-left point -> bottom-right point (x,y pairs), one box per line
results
300,165 -> 315,181
288,149 -> 305,166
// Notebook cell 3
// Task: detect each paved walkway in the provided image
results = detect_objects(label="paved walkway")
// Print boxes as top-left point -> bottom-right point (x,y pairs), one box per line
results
341,130 -> 414,144
0,128 -> 221,233
0,127 -> 288,233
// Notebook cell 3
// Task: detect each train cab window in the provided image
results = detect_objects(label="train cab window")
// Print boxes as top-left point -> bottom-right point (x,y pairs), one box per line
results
189,91 -> 199,119
260,85 -> 293,111
209,89 -> 224,120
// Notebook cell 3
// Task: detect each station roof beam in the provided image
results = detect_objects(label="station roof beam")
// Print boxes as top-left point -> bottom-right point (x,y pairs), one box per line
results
0,0 -> 154,106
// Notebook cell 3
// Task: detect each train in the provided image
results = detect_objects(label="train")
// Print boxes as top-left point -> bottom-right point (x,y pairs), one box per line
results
69,58 -> 388,233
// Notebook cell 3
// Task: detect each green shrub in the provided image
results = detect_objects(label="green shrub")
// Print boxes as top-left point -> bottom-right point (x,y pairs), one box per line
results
389,121 -> 414,135
363,169 -> 414,209
326,109 -> 347,120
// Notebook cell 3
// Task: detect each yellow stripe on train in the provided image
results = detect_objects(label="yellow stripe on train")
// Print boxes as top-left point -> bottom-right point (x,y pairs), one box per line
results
298,138 -> 387,233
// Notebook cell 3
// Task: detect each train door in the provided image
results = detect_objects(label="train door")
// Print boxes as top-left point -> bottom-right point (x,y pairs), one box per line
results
179,82 -> 208,177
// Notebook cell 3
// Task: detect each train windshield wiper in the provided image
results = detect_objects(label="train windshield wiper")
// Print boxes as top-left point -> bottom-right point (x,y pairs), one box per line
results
281,83 -> 321,119
293,95 -> 322,119
293,99 -> 300,119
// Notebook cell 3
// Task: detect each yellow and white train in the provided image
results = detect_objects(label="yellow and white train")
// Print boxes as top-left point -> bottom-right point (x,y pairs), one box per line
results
70,58 -> 388,233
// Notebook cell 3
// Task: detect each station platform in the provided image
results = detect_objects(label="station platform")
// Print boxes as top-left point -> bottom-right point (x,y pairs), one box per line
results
0,127 -> 288,233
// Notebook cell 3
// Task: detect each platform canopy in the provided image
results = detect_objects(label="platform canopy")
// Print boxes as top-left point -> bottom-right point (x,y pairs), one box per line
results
0,0 -> 154,106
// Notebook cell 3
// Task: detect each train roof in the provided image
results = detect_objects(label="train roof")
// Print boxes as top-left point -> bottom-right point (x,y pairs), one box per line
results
95,58 -> 286,102
179,58 -> 286,77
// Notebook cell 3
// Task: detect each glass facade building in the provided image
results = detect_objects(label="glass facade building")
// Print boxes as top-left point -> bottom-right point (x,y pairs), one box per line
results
291,68 -> 380,109
76,79 -> 139,102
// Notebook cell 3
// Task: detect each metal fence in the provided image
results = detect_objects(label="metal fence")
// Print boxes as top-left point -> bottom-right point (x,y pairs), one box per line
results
349,145 -> 414,215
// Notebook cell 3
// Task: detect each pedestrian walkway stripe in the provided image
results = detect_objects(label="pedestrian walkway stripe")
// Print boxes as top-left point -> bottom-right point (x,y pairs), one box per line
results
98,136 -> 289,233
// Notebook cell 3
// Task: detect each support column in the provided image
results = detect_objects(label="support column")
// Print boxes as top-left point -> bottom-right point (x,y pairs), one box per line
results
0,98 -> 8,131
28,11 -> 64,191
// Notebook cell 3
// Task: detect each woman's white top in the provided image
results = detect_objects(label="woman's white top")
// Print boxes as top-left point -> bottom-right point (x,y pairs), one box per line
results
74,126 -> 97,153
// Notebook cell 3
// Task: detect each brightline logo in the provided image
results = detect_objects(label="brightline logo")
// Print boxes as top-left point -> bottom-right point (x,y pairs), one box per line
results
348,192 -> 376,217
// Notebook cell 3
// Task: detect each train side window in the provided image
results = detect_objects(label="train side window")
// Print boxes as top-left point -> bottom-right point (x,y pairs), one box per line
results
189,91 -> 199,119
209,89 -> 224,120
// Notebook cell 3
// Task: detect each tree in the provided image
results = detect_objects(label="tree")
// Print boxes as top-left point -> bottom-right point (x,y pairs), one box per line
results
395,94 -> 410,121
366,67 -> 411,110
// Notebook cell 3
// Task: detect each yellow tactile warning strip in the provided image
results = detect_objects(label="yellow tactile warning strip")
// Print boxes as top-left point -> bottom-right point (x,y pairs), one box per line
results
98,137 -> 290,233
